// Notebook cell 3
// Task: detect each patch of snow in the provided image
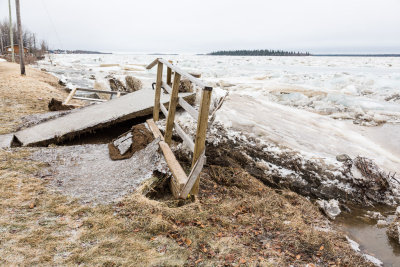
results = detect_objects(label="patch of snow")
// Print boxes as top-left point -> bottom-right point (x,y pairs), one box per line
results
317,199 -> 341,219
363,254 -> 383,266
346,236 -> 360,252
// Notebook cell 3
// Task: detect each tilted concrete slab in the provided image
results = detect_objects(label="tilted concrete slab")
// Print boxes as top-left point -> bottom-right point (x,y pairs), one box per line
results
14,89 -> 194,146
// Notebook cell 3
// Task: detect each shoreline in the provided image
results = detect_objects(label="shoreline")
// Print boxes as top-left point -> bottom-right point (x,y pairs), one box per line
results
0,60 -> 378,265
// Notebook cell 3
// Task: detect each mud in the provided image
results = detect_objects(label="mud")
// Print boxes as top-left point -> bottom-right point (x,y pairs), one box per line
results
198,124 -> 400,206
48,98 -> 75,111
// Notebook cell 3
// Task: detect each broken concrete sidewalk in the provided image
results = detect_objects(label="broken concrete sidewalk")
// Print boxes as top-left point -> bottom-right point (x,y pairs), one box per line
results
11,89 -> 193,147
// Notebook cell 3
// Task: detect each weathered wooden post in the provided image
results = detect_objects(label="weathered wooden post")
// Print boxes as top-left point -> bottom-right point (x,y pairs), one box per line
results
164,72 -> 182,145
190,87 -> 212,195
15,0 -> 25,75
166,60 -> 173,87
153,62 -> 163,121
8,0 -> 15,62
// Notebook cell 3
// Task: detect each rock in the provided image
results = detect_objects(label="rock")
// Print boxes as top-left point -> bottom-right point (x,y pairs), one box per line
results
316,199 -> 341,220
179,78 -> 193,93
336,154 -> 351,162
109,77 -> 126,91
125,76 -> 143,92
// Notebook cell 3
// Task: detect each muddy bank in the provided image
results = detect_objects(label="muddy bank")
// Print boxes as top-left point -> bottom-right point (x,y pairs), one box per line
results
187,123 -> 400,207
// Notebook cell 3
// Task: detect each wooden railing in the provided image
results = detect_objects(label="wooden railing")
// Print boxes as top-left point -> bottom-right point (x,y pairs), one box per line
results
64,87 -> 126,104
146,58 -> 212,198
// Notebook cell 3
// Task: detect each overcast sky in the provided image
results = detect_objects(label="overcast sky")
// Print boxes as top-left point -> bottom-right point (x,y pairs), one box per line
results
1,0 -> 399,53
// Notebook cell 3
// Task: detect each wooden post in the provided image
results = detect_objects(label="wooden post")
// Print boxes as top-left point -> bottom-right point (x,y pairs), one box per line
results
0,33 -> 4,54
153,61 -> 163,121
190,87 -> 212,195
64,87 -> 77,105
8,0 -> 15,62
163,72 -> 181,145
166,60 -> 172,87
15,0 -> 25,75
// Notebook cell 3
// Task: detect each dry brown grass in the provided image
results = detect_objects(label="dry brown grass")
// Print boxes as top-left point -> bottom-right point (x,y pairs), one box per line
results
0,61 -> 81,134
0,62 -> 371,266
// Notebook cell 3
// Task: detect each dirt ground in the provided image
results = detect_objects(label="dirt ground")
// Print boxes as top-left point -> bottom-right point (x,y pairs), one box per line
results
0,62 -> 372,266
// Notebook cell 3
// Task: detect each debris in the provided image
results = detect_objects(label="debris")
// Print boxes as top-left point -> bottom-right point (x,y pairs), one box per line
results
13,90 -> 194,146
387,216 -> 400,244
179,79 -> 193,93
376,220 -> 388,227
316,199 -> 341,219
125,76 -> 143,92
48,98 -> 75,111
336,154 -> 351,162
109,77 -> 126,91
365,211 -> 385,220
108,124 -> 154,161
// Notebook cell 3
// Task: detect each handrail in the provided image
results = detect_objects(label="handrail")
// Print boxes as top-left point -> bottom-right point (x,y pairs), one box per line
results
146,58 -> 212,90
162,81 -> 199,120
147,58 -> 212,198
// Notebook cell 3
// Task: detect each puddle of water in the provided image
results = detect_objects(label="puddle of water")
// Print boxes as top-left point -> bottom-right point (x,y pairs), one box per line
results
335,206 -> 400,266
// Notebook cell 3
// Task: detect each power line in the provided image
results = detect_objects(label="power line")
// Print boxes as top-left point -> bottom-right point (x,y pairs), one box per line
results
40,0 -> 63,50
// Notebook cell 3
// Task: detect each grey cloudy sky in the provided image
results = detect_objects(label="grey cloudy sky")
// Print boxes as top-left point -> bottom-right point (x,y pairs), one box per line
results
1,0 -> 399,53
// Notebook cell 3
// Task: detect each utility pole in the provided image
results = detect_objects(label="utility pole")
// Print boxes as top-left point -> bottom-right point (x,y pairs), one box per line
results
8,0 -> 15,62
15,0 -> 25,75
0,33 -> 4,55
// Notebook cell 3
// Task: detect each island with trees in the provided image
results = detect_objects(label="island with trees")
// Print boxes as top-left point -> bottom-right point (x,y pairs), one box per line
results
208,49 -> 310,56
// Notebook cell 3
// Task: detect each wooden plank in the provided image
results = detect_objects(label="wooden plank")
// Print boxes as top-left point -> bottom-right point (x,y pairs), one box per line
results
160,103 -> 194,151
146,119 -> 164,140
189,72 -> 201,78
162,81 -> 198,120
190,89 -> 212,195
180,151 -> 206,198
162,81 -> 172,94
167,60 -> 172,86
164,72 -> 181,145
72,96 -> 108,102
146,58 -> 160,69
76,88 -> 127,95
174,122 -> 195,152
158,141 -> 188,198
178,98 -> 198,120
158,58 -> 209,89
153,62 -> 163,121
64,87 -> 77,105
160,102 -> 168,117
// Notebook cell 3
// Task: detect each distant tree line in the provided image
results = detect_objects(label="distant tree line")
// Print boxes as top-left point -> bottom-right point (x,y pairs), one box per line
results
50,49 -> 111,55
209,49 -> 310,56
0,19 -> 48,57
